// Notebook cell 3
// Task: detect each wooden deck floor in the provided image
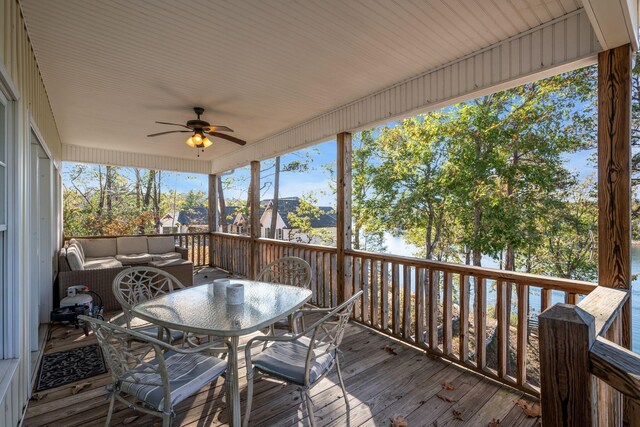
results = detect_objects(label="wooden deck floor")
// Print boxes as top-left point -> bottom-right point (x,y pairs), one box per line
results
25,270 -> 540,426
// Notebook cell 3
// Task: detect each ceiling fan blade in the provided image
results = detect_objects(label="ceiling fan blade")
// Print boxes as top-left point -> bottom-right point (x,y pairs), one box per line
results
155,121 -> 192,129
204,125 -> 234,132
147,130 -> 191,137
208,132 -> 247,146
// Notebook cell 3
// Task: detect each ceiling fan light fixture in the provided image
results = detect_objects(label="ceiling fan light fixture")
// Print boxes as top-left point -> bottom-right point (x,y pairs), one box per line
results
193,132 -> 203,145
202,137 -> 213,148
185,135 -> 196,148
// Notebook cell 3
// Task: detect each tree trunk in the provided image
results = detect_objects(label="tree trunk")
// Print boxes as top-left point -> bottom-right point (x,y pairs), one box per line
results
270,156 -> 280,238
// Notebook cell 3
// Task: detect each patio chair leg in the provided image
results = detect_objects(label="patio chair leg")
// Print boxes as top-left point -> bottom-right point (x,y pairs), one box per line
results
162,412 -> 171,427
243,367 -> 255,427
336,356 -> 349,410
303,389 -> 316,427
104,392 -> 115,427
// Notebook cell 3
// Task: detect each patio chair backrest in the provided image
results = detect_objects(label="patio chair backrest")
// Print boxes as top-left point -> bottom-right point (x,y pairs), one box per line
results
113,266 -> 185,326
304,290 -> 362,384
80,315 -> 170,392
257,256 -> 312,289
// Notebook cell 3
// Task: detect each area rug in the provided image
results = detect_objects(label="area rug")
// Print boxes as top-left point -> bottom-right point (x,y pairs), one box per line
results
35,344 -> 107,392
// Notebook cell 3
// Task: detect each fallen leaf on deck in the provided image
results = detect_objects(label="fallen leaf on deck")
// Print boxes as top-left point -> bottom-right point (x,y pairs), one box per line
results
452,409 -> 464,421
123,416 -> 139,424
70,382 -> 92,395
436,393 -> 458,402
515,399 -> 541,418
488,419 -> 501,427
441,381 -> 455,390
384,345 -> 398,355
390,415 -> 408,427
30,393 -> 47,401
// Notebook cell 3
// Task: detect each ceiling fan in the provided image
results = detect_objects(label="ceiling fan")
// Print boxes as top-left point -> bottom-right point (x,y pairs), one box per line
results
147,107 -> 246,155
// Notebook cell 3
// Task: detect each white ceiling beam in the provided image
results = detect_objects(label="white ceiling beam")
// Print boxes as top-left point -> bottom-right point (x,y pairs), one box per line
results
582,0 -> 639,51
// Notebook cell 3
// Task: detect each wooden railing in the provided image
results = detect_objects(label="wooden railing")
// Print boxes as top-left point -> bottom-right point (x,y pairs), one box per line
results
210,232 -> 598,396
66,232 -> 210,267
540,286 -> 639,426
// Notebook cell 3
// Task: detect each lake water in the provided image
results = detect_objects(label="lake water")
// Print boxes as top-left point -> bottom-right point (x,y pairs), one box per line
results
382,233 -> 640,353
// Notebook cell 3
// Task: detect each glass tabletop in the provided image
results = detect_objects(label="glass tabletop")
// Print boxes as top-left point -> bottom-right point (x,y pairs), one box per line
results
131,280 -> 312,337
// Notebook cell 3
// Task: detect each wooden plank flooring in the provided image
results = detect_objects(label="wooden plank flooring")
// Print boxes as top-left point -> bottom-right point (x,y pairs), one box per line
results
25,270 -> 540,426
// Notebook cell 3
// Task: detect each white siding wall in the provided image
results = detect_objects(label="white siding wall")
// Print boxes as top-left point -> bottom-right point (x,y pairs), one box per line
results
211,8 -> 601,173
0,0 -> 63,425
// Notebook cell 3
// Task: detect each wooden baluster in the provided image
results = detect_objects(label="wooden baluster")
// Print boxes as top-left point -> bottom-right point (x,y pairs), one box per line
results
516,283 -> 528,386
331,253 -> 338,307
371,260 -> 379,328
428,269 -> 438,350
443,271 -> 453,355
568,293 -> 579,305
317,252 -> 324,307
362,258 -> 370,324
325,253 -> 332,308
497,279 -> 508,378
382,261 -> 389,332
476,277 -> 486,369
392,263 -> 400,336
459,273 -> 469,363
352,257 -> 361,319
415,267 -> 424,347
310,250 -> 317,304
541,288 -> 552,312
403,265 -> 411,340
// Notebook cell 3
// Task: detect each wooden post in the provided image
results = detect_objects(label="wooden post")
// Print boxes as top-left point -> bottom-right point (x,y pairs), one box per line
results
598,44 -> 632,350
249,161 -> 260,279
539,304 -> 596,426
208,174 -> 218,266
336,132 -> 352,304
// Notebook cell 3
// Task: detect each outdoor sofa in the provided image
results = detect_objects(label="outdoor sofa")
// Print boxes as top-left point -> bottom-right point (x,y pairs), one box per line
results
57,236 -> 193,310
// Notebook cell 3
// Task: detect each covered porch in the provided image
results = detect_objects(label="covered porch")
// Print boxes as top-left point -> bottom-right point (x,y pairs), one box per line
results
0,0 -> 638,426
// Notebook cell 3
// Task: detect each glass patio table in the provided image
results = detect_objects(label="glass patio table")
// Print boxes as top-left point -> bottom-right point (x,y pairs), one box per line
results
131,279 -> 312,427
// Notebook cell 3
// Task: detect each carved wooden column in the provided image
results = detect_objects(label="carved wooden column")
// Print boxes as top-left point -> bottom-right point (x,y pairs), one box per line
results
336,132 -> 352,304
249,161 -> 260,279
208,174 -> 218,266
598,44 -> 632,349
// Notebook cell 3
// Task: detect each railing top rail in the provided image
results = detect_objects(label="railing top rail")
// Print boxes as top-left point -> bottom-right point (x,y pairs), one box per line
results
66,232 -> 210,240
578,286 -> 629,336
212,232 -> 338,253
211,232 -> 251,240
347,248 -> 597,294
589,336 -> 640,400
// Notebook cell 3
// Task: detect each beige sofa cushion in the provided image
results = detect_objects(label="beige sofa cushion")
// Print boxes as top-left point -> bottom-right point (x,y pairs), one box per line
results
79,238 -> 117,258
68,238 -> 85,260
115,253 -> 153,265
151,252 -> 182,262
84,257 -> 123,270
66,246 -> 85,271
117,237 -> 148,255
147,236 -> 175,254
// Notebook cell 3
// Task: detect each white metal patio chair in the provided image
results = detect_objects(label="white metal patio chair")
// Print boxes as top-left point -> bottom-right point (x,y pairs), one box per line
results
257,256 -> 312,333
79,315 -> 232,427
112,266 -> 189,343
243,290 -> 363,427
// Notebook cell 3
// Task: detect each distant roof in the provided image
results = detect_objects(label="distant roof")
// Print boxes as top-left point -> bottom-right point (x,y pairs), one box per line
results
177,206 -> 208,226
262,197 -> 336,228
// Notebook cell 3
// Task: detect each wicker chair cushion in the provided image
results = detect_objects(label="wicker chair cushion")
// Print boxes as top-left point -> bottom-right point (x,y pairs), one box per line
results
120,351 -> 226,411
116,237 -> 149,255
136,325 -> 185,342
147,236 -> 175,254
151,252 -> 182,262
66,245 -> 85,271
68,239 -> 85,260
115,253 -> 153,265
78,238 -> 117,258
83,257 -> 122,270
253,336 -> 335,385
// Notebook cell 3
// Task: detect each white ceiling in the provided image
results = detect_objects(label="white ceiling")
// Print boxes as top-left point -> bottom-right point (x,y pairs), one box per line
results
20,0 -> 582,162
